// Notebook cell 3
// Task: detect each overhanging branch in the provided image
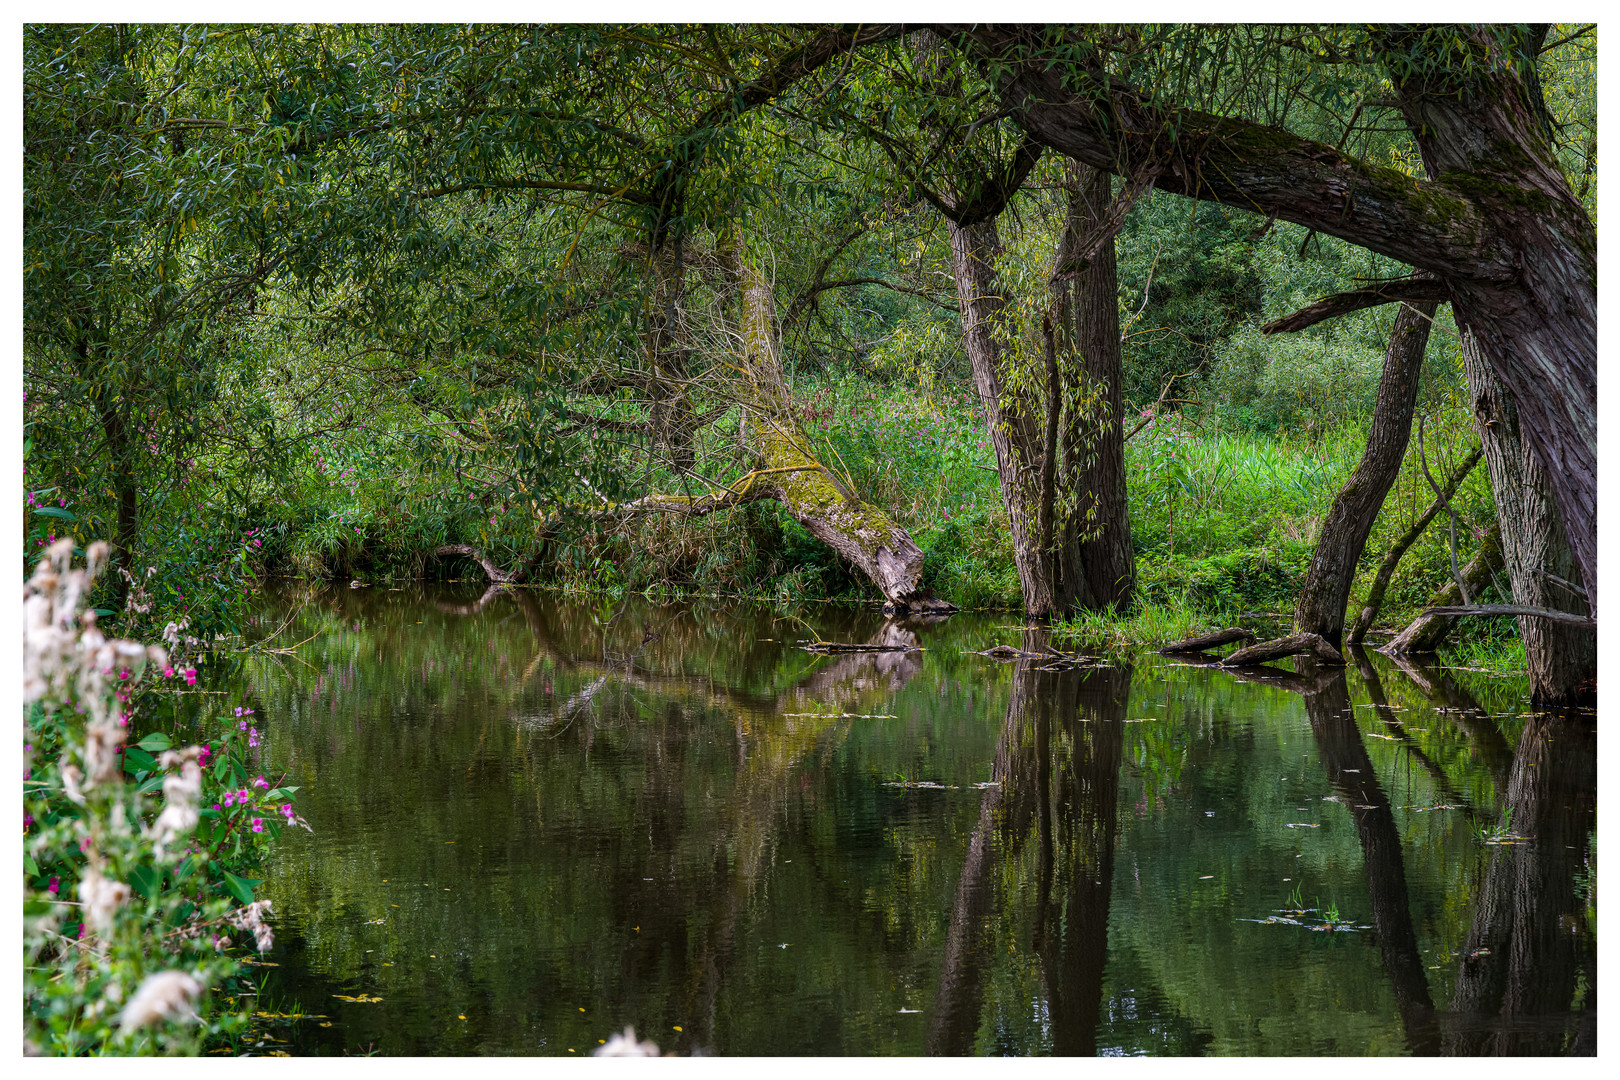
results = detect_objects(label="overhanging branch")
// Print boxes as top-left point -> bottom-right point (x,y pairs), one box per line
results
1261,278 -> 1452,334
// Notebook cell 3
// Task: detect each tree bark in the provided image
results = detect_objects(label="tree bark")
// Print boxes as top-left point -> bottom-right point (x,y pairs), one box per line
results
1058,164 -> 1135,611
727,229 -> 947,612
950,216 -> 1079,619
1348,446 -> 1482,644
1222,631 -> 1344,667
947,166 -> 1134,620
953,25 -> 1597,613
1460,331 -> 1595,705
1382,523 -> 1504,655
1159,627 -> 1255,654
1291,297 -> 1436,649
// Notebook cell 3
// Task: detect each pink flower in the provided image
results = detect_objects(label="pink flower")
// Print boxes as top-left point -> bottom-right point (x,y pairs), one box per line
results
212,804 -> 221,811
236,788 -> 250,802
183,668 -> 198,686
281,804 -> 294,819
251,819 -> 264,833
222,792 -> 234,807
47,876 -> 60,895
235,707 -> 244,717
253,776 -> 268,789
163,667 -> 175,678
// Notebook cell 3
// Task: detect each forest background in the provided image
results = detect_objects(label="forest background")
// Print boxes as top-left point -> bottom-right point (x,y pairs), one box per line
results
21,21 -> 1599,679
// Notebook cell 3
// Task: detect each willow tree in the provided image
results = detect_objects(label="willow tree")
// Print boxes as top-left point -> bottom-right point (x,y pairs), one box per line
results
942,23 -> 1598,612
22,24 -> 350,622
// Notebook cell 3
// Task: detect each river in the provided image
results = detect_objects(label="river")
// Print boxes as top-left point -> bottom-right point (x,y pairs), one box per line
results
178,584 -> 1595,1056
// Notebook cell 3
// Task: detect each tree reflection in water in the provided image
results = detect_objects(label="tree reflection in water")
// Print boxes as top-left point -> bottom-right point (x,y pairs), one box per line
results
928,628 -> 1128,1055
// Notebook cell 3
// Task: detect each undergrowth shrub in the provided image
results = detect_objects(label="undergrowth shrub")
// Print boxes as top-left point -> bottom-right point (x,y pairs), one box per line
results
24,540 -> 308,1055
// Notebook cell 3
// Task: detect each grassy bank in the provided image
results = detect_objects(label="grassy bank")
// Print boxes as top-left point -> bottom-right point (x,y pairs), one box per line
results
114,371 -> 1519,671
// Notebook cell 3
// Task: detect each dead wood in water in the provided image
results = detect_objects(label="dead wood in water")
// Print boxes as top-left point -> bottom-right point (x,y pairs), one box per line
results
1158,627 -> 1255,655
1222,632 -> 1345,667
800,641 -> 920,655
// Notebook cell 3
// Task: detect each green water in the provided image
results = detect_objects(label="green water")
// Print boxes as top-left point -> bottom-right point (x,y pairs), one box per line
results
189,584 -> 1595,1056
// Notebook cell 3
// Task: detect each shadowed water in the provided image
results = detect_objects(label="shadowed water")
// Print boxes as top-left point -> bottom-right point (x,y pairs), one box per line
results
183,584 -> 1594,1056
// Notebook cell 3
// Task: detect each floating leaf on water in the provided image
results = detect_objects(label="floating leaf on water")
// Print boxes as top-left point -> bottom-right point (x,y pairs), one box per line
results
1283,823 -> 1320,829
332,994 -> 384,1003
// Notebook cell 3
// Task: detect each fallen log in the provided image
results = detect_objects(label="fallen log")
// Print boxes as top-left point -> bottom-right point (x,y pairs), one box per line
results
1158,627 -> 1255,655
1221,632 -> 1345,667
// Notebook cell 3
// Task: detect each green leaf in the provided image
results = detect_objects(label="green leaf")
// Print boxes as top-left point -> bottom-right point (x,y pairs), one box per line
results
135,732 -> 173,753
24,852 -> 38,877
174,856 -> 196,882
136,774 -> 165,795
221,870 -> 259,904
128,864 -> 162,899
32,506 -> 77,522
123,747 -> 157,774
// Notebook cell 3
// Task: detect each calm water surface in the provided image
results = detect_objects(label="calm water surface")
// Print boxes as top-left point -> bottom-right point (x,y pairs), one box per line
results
192,585 -> 1595,1056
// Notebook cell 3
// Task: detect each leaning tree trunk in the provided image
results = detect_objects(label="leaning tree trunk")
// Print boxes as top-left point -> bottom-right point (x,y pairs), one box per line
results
1460,332 -> 1595,705
727,229 -> 946,612
1054,164 -> 1134,612
950,216 -> 1084,619
1292,296 -> 1436,649
1386,26 -> 1599,616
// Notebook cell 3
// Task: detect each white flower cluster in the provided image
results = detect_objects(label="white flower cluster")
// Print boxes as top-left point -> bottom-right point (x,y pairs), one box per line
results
23,539 -> 167,791
147,747 -> 205,855
117,970 -> 202,1036
226,899 -> 275,953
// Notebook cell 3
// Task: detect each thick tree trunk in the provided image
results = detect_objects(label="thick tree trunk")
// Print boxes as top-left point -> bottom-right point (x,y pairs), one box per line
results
1057,165 -> 1134,611
729,230 -> 947,612
1382,523 -> 1504,655
1460,332 -> 1595,705
645,205 -> 699,473
957,25 -> 1597,612
1292,297 -> 1436,648
1348,446 -> 1482,644
948,170 -> 1133,621
1386,26 -> 1598,616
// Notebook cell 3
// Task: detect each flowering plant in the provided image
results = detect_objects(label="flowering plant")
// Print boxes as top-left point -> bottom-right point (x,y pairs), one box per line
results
23,540 -> 306,1055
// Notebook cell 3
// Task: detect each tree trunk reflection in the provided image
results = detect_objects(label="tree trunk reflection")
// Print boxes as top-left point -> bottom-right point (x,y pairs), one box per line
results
927,629 -> 1127,1055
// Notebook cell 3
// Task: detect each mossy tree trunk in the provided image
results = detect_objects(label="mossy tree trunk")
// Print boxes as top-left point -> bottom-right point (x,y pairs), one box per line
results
1291,296 -> 1436,649
948,171 -> 1134,622
726,229 -> 945,612
951,217 -> 1086,620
